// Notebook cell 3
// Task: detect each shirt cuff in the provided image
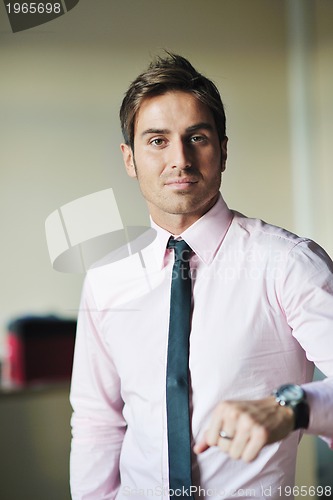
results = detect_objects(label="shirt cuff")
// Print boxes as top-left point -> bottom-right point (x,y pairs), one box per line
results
302,379 -> 333,448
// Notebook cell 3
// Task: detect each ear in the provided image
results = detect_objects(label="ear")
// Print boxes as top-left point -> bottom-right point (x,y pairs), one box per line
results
120,143 -> 137,178
221,136 -> 228,172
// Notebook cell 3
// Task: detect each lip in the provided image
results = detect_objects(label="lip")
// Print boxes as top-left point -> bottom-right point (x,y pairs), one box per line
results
165,178 -> 199,189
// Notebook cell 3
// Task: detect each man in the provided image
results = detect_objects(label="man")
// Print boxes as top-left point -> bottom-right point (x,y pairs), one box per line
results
70,53 -> 333,499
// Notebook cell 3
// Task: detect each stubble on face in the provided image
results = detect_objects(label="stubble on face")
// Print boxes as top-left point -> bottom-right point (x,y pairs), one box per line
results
124,91 -> 227,233
132,155 -> 223,216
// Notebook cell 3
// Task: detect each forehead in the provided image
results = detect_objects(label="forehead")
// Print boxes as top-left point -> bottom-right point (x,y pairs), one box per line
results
134,91 -> 216,135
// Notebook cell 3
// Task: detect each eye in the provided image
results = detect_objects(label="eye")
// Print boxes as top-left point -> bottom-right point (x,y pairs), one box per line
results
189,135 -> 206,144
149,137 -> 165,147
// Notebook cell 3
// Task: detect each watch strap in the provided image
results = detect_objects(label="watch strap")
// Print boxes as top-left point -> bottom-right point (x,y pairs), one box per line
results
293,400 -> 310,430
273,384 -> 310,430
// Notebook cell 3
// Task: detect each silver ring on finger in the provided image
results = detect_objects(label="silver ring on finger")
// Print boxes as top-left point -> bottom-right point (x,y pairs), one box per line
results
219,430 -> 234,440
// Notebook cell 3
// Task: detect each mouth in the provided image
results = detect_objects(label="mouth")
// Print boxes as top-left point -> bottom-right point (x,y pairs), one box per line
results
165,178 -> 199,190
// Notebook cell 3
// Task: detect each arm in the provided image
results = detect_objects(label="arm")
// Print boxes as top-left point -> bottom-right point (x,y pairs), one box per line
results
70,276 -> 126,499
195,239 -> 333,461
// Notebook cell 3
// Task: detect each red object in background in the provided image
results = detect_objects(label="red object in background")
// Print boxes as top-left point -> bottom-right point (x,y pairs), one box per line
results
3,316 -> 77,386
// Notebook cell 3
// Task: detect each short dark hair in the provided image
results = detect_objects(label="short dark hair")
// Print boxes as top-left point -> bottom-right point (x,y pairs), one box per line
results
119,52 -> 226,149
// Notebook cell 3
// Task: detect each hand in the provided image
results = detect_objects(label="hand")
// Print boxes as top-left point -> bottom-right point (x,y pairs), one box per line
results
193,397 -> 295,462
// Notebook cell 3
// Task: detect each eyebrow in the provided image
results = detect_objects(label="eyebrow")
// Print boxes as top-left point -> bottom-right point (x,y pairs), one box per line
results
140,122 -> 214,138
185,122 -> 215,133
141,128 -> 170,137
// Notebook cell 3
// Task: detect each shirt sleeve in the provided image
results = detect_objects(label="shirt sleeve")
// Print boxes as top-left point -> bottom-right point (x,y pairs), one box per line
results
70,274 -> 126,499
280,239 -> 333,447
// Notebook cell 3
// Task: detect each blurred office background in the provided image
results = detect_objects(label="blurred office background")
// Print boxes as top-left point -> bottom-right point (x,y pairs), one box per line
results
0,0 -> 332,498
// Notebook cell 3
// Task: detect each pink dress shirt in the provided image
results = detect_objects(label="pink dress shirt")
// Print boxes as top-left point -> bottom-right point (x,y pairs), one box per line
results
70,195 -> 333,500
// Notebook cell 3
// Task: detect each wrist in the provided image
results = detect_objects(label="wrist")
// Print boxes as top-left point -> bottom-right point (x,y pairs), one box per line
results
272,384 -> 310,430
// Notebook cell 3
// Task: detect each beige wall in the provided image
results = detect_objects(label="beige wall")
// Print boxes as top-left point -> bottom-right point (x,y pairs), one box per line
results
314,1 -> 333,249
0,385 -> 72,500
1,0 -> 332,338
0,1 -> 332,498
0,0 -> 294,344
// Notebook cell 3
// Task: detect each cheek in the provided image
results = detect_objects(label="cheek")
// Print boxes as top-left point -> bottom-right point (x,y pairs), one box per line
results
134,161 -> 157,187
135,153 -> 166,179
201,154 -> 223,176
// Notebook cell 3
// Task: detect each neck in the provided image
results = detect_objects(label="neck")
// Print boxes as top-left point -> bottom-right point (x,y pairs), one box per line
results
152,214 -> 198,235
149,195 -> 219,235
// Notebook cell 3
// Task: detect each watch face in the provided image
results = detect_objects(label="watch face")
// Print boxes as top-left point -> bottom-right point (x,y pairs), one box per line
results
274,384 -> 309,430
277,384 -> 304,404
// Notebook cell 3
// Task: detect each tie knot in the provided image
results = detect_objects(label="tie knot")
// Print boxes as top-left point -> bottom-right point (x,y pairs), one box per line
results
167,238 -> 192,262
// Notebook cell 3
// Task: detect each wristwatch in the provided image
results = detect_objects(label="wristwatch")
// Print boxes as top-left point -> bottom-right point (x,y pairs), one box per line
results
273,384 -> 310,430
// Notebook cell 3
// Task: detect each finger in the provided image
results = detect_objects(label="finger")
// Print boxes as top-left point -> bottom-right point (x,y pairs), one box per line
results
204,404 -> 227,446
217,434 -> 233,454
227,414 -> 252,460
240,425 -> 268,462
227,430 -> 250,460
193,426 -> 233,455
206,401 -> 239,448
217,428 -> 235,452
218,430 -> 234,440
216,421 -> 236,449
194,421 -> 235,455
193,440 -> 209,455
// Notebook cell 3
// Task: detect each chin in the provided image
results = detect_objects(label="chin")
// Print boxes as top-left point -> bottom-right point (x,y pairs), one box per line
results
166,200 -> 203,216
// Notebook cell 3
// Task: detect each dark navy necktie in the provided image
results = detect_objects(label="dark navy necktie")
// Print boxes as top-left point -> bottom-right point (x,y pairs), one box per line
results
166,238 -> 194,499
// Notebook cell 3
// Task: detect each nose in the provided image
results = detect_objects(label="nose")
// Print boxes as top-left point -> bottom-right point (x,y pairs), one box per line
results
169,139 -> 192,169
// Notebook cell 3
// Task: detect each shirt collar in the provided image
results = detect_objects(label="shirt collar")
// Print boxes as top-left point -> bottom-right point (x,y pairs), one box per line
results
150,194 -> 233,268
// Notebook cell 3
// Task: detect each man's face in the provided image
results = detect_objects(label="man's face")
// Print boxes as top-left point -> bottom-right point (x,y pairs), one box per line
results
121,91 -> 227,229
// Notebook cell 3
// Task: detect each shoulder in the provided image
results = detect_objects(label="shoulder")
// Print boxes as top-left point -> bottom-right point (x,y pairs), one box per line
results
232,210 -> 303,246
231,210 -> 308,252
230,210 -> 333,272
